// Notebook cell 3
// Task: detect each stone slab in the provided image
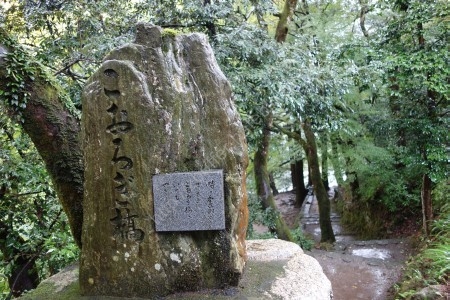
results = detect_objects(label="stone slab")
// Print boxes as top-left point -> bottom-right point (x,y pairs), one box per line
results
152,170 -> 225,231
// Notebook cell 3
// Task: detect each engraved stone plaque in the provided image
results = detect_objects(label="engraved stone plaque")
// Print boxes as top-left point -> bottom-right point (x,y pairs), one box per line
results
153,170 -> 225,231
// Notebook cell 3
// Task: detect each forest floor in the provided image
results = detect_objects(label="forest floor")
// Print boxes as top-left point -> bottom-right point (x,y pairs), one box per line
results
253,190 -> 418,300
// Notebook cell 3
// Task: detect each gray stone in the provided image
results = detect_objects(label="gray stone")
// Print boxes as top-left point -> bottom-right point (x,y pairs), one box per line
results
135,23 -> 162,47
153,169 -> 225,231
412,285 -> 448,300
80,24 -> 249,298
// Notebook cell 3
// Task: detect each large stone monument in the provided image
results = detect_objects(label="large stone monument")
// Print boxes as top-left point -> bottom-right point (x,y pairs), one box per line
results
80,24 -> 249,298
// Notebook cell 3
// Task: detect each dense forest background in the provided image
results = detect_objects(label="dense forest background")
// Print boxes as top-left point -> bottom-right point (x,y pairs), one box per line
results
0,0 -> 448,299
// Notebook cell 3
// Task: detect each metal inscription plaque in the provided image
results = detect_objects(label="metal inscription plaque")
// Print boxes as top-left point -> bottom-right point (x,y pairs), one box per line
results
152,170 -> 225,231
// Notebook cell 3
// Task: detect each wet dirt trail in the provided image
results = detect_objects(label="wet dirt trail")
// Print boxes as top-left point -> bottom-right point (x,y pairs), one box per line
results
272,191 -> 414,300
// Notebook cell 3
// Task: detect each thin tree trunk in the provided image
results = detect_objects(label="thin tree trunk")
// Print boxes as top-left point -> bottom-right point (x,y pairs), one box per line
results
291,160 -> 307,207
254,113 -> 293,241
203,0 -> 217,41
252,0 -> 302,241
421,173 -> 433,236
291,162 -> 298,190
275,0 -> 298,43
417,21 -> 433,237
303,121 -> 335,243
274,122 -> 335,243
339,137 -> 360,203
320,133 -> 329,191
358,0 -> 369,38
330,134 -> 344,186
269,172 -> 279,195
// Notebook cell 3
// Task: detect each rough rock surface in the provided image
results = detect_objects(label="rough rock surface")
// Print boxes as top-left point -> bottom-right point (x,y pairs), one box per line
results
20,239 -> 332,300
412,285 -> 448,300
245,239 -> 333,300
80,23 -> 248,298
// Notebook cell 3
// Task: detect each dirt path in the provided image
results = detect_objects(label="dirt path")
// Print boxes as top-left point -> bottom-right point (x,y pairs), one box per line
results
271,191 -> 414,300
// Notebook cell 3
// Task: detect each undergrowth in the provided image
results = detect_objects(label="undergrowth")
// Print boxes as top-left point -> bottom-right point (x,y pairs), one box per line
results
394,195 -> 449,299
246,194 -> 313,251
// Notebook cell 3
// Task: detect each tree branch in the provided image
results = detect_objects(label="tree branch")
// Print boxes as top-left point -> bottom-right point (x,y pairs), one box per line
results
272,122 -> 307,149
53,58 -> 84,76
359,0 -> 370,38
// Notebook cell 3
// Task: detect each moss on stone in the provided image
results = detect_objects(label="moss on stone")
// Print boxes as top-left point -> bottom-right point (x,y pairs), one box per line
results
20,281 -> 80,300
162,28 -> 180,38
20,260 -> 286,300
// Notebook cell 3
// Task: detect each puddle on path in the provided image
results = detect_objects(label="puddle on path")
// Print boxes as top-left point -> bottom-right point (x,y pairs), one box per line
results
351,248 -> 392,260
296,191 -> 413,300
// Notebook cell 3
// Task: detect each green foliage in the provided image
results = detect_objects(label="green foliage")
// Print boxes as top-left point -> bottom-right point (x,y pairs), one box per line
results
0,33 -> 35,122
0,274 -> 7,299
334,0 -> 448,237
0,117 -> 78,297
291,228 -> 313,251
246,194 -> 276,239
215,20 -> 352,142
348,141 -> 418,212
395,202 -> 450,298
431,179 -> 450,213
377,0 -> 448,181
247,193 -> 313,250
1,1 -> 151,109
0,0 -> 447,295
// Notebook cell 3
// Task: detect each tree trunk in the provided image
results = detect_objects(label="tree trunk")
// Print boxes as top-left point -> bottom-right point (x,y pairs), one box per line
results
421,173 -> 433,236
303,121 -> 335,243
254,113 -> 293,241
291,160 -> 307,207
0,35 -> 84,247
359,0 -> 370,38
203,0 -> 217,41
251,0 -> 300,241
320,133 -> 329,191
330,134 -> 344,186
275,0 -> 298,43
269,172 -> 279,196
273,123 -> 335,243
340,137 -> 360,203
417,21 -> 433,237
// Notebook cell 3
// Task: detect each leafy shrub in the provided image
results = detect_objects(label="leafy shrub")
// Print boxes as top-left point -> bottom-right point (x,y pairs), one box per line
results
0,120 -> 79,298
291,228 -> 314,251
394,202 -> 450,298
247,193 -> 313,250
